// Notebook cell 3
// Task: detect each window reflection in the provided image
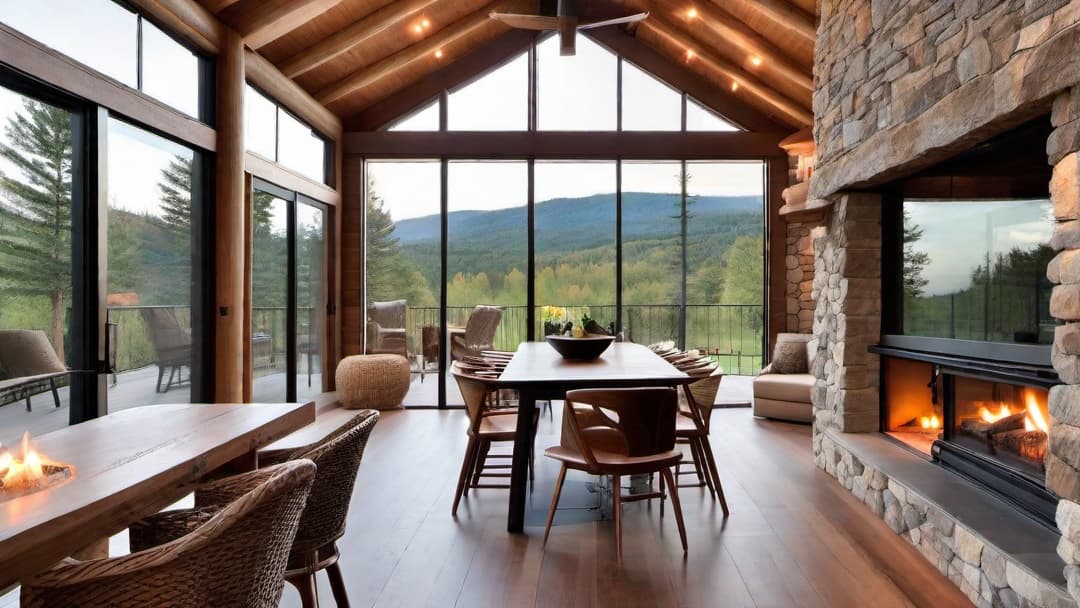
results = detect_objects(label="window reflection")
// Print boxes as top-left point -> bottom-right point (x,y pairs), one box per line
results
902,199 -> 1055,344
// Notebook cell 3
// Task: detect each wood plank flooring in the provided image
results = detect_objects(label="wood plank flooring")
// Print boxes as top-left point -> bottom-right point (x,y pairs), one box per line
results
280,406 -> 973,608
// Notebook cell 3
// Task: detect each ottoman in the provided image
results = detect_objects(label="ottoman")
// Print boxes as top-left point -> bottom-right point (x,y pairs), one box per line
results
336,354 -> 410,410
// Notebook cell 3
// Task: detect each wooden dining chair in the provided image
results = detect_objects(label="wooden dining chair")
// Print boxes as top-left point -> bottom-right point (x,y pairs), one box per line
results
451,363 -> 535,516
674,366 -> 730,516
543,387 -> 686,564
23,461 -> 316,608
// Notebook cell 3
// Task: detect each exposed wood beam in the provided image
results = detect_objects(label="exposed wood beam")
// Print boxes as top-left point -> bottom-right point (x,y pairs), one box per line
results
586,28 -> 787,135
280,0 -> 442,79
316,2 -> 507,106
730,0 -> 817,46
127,0 -> 223,53
640,15 -> 813,127
245,49 -> 342,140
226,0 -> 343,49
244,153 -> 342,205
653,0 -> 812,94
348,29 -> 538,130
344,130 -> 786,159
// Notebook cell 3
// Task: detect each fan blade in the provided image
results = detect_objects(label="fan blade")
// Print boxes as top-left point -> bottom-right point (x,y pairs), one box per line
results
559,15 -> 578,56
490,12 -> 560,30
577,11 -> 649,30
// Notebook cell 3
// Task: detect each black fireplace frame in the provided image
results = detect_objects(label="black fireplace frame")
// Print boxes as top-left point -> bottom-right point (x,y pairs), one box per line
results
874,345 -> 1060,529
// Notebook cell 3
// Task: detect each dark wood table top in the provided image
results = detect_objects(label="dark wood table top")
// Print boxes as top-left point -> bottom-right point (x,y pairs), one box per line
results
0,402 -> 314,588
498,342 -> 690,386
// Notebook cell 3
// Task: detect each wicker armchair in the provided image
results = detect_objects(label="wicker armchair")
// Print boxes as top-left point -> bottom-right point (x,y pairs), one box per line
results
22,460 -> 316,608
450,305 -> 503,361
140,307 -> 192,393
367,300 -> 408,357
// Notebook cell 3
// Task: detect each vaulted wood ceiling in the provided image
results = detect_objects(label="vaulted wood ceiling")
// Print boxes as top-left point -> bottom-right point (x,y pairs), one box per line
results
200,0 -> 818,130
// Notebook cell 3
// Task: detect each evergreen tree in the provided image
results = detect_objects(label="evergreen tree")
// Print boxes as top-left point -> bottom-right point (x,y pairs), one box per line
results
0,100 -> 73,361
903,209 -> 930,298
158,155 -> 192,232
365,177 -> 436,307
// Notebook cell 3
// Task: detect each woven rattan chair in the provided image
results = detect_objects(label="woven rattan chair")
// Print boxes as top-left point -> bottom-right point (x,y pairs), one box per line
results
21,460 -> 316,608
450,305 -> 503,361
263,409 -> 380,608
543,388 -> 686,564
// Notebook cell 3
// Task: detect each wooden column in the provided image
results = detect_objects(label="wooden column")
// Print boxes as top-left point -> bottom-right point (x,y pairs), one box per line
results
767,154 -> 790,357
215,30 -> 246,402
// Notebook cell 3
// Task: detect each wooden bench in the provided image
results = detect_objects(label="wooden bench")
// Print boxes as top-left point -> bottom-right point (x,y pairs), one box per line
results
258,392 -> 366,464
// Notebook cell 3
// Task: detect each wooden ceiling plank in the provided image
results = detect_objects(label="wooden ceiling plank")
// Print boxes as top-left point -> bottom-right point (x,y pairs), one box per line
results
729,0 -> 816,46
348,29 -> 538,130
641,15 -> 812,127
233,0 -> 344,49
316,2 -> 508,106
246,49 -> 343,140
654,0 -> 812,93
202,0 -> 242,14
585,28 -> 787,134
280,0 -> 442,79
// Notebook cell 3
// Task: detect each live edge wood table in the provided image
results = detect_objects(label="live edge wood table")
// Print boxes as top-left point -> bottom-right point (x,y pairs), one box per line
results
497,342 -> 690,533
0,402 -> 314,590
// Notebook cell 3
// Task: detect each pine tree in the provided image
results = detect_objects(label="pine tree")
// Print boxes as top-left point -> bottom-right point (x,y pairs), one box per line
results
0,100 -> 73,361
903,209 -> 930,298
158,155 -> 192,231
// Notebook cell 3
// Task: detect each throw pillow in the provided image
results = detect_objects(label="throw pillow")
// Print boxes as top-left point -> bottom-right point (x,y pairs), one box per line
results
771,334 -> 811,374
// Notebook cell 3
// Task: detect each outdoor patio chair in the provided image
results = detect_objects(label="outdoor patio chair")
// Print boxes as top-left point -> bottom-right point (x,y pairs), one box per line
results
543,387 -> 687,564
23,460 -> 316,608
140,307 -> 192,393
450,305 -> 503,361
367,299 -> 408,357
0,329 -> 67,411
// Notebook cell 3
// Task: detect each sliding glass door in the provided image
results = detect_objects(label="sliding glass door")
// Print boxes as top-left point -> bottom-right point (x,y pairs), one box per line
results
251,179 -> 327,403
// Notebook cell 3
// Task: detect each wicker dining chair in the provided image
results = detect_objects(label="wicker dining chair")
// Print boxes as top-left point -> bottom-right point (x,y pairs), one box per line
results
543,388 -> 686,564
21,460 -> 316,608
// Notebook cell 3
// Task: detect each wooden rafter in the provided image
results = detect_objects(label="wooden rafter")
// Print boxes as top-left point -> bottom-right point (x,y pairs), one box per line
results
316,2 -> 509,106
652,0 -> 812,94
246,49 -> 343,139
279,0 -> 443,79
202,0 -> 241,13
639,14 -> 812,127
225,0 -> 343,49
728,0 -> 816,46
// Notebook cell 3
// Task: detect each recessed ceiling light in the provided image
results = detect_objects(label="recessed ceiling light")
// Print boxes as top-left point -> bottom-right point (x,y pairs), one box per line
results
687,7 -> 698,18
750,56 -> 762,66
422,18 -> 431,28
435,49 -> 444,59
686,49 -> 695,60
731,81 -> 739,91
413,24 -> 423,33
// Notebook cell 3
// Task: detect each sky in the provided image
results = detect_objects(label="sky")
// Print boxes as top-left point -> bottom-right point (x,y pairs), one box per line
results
906,200 -> 1053,295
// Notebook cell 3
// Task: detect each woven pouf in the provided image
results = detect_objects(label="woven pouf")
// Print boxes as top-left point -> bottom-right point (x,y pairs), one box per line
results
336,354 -> 410,410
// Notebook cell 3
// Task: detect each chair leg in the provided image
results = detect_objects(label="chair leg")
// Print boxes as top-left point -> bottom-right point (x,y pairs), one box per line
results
24,394 -> 31,412
326,559 -> 350,608
661,468 -> 688,554
453,437 -> 479,515
687,439 -> 708,488
287,573 -> 319,608
471,440 -> 491,488
49,378 -> 60,408
612,474 -> 623,565
699,435 -> 729,517
691,437 -> 716,498
658,469 -> 665,518
307,351 -> 313,388
156,365 -> 165,393
543,464 -> 567,546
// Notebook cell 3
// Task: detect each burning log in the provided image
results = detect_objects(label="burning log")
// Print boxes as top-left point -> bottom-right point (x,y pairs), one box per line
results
988,412 -> 1026,435
992,429 -> 1048,462
959,418 -> 993,436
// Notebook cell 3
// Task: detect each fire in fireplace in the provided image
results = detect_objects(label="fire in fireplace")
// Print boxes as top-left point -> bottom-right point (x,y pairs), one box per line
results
952,378 -> 1049,477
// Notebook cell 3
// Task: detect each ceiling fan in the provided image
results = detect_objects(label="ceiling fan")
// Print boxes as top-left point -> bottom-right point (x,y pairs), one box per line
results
490,0 -> 649,56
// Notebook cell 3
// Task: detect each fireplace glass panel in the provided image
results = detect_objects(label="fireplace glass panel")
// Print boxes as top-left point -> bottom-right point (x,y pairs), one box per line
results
951,375 -> 1049,478
883,357 -> 942,455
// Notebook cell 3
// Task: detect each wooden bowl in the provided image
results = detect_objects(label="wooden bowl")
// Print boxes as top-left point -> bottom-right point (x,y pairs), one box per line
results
546,335 -> 615,360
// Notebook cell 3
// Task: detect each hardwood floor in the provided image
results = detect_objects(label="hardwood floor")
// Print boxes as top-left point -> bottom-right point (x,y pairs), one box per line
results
280,406 -> 972,608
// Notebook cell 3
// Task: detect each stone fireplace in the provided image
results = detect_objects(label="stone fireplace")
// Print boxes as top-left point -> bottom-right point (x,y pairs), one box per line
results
808,0 -> 1080,606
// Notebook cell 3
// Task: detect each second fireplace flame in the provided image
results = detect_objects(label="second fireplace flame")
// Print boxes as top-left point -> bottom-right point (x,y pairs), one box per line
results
976,391 -> 1049,434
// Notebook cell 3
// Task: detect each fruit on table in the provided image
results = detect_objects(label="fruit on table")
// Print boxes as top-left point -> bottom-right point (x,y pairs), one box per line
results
571,326 -> 586,338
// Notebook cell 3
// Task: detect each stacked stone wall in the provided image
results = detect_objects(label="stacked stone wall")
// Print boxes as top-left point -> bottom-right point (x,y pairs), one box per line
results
784,221 -> 818,332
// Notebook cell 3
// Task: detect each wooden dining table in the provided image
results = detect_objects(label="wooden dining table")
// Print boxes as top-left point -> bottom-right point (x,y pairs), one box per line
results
496,342 -> 691,533
0,401 -> 314,589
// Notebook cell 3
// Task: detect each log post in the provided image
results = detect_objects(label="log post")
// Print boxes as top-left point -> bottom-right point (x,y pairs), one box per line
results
214,30 -> 246,403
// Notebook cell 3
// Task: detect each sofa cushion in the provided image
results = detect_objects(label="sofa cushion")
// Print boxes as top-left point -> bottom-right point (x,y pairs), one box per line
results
771,333 -> 811,374
753,373 -> 814,403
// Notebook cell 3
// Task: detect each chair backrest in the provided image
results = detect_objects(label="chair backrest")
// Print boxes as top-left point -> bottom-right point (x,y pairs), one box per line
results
368,300 -> 406,329
283,409 -> 379,556
0,330 -> 65,376
24,460 -> 316,608
465,305 -> 502,344
684,367 -> 724,430
140,308 -> 190,353
562,388 -> 678,470
450,364 -> 495,434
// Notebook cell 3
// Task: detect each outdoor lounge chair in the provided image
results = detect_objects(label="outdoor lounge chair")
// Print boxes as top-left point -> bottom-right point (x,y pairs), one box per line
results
450,305 -> 503,361
367,299 -> 408,357
140,307 -> 192,393
0,329 -> 67,411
